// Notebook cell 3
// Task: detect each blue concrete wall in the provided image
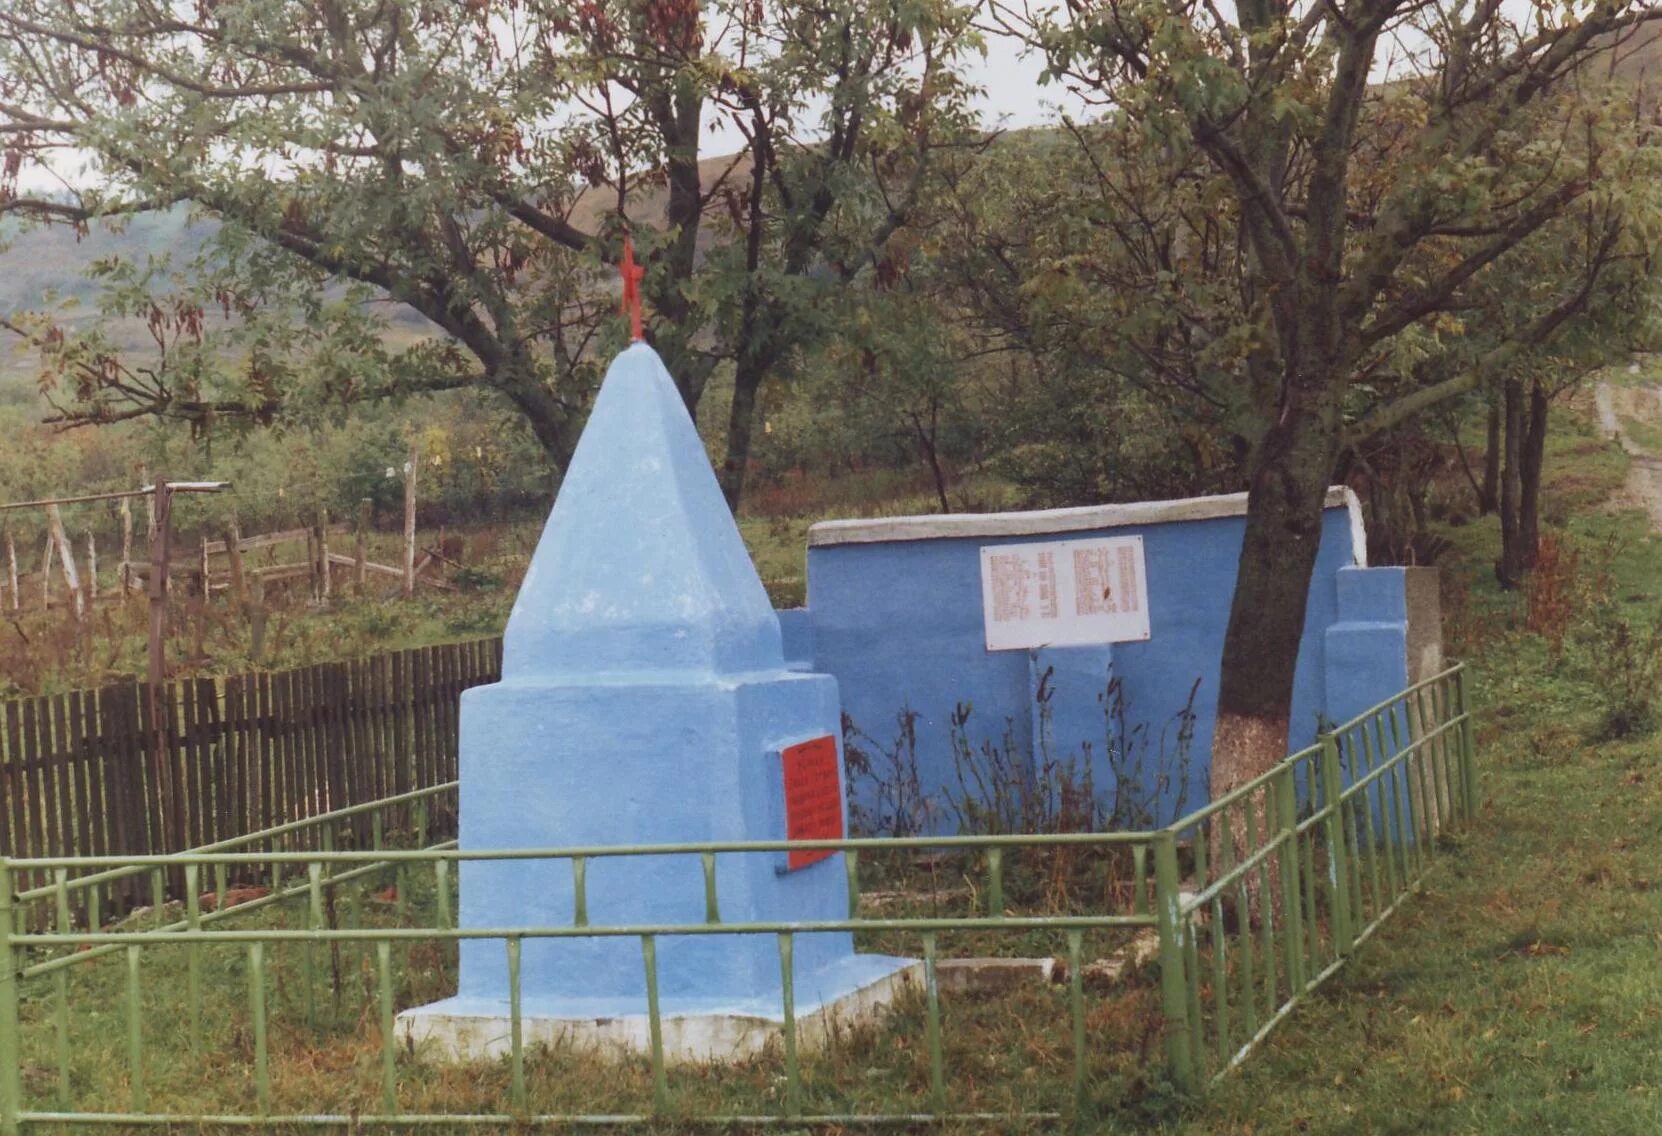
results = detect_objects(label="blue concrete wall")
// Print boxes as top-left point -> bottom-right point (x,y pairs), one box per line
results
799,500 -> 1413,831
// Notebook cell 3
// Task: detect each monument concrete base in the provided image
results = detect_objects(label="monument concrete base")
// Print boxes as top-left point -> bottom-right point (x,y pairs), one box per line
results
397,954 -> 920,1065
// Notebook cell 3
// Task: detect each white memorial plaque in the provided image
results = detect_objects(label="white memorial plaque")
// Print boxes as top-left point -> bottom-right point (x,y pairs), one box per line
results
979,536 -> 1151,651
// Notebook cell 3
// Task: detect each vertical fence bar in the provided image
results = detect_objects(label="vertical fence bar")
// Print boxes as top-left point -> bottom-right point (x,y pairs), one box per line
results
1414,688 -> 1445,838
1067,930 -> 1086,1116
777,933 -> 801,1119
1353,732 -> 1383,925
435,860 -> 451,930
185,863 -> 202,1049
1132,843 -> 1148,915
1320,736 -> 1354,957
1396,700 -> 1435,876
571,857 -> 588,927
1359,725 -> 1398,900
508,937 -> 526,1116
1232,824 -> 1257,1041
1152,831 -> 1194,1092
53,870 -> 70,1108
702,853 -> 721,924
304,863 -> 321,1029
0,863 -> 18,1136
1251,787 -> 1276,1022
986,848 -> 1004,918
377,941 -> 397,1117
1379,713 -> 1415,884
1208,847 -> 1229,1069
642,935 -> 668,1113
150,869 -> 165,929
125,945 -> 144,1113
845,850 -> 862,917
922,932 -> 945,1115
1403,698 -> 1435,864
1276,767 -> 1306,995
249,943 -> 269,1118
1300,824 -> 1321,973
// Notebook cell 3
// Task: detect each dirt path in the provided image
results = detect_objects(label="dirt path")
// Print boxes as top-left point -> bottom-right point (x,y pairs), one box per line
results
1596,380 -> 1662,529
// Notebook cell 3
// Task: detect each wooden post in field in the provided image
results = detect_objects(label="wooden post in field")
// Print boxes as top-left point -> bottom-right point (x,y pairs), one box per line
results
45,504 -> 82,619
226,517 -> 247,607
316,507 -> 332,600
403,441 -> 418,598
249,574 -> 267,663
355,497 -> 370,594
41,532 -> 53,608
119,496 -> 133,602
140,464 -> 154,545
305,525 -> 319,600
199,536 -> 211,599
147,479 -> 179,855
85,532 -> 98,601
4,528 -> 16,611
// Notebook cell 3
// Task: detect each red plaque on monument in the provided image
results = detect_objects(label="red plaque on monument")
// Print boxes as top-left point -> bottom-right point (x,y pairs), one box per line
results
781,736 -> 843,871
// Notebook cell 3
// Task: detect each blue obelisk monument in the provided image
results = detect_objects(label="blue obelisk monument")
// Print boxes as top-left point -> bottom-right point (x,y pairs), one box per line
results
399,342 -> 913,1060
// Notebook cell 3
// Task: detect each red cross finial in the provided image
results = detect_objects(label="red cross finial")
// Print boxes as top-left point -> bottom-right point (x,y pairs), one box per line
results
620,235 -> 646,342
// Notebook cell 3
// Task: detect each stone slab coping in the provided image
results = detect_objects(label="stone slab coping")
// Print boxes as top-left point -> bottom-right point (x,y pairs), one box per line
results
808,486 -> 1367,566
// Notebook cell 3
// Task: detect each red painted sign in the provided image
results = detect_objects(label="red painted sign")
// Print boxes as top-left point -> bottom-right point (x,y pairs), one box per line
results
781,736 -> 843,871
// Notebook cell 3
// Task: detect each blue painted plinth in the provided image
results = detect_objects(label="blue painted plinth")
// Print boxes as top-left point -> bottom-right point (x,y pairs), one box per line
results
451,670 -> 906,1009
404,341 -> 910,1043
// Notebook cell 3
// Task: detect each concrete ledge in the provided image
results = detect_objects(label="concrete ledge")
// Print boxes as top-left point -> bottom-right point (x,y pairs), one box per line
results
808,487 -> 1367,566
398,959 -> 921,1066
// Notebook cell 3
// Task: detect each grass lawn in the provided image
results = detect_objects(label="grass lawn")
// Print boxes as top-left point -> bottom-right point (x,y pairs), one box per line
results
1176,397 -> 1662,1135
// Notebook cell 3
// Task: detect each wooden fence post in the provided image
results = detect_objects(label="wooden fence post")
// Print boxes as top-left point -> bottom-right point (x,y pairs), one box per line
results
3,529 -> 14,611
226,518 -> 247,607
148,479 -> 178,855
41,531 -> 54,609
45,504 -> 82,619
86,532 -> 98,601
317,508 -> 332,601
119,496 -> 133,604
355,498 -> 370,594
403,442 -> 418,598
249,576 -> 268,664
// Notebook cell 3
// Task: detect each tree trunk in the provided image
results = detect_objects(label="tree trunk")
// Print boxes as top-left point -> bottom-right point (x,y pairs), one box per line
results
1518,380 -> 1548,571
720,354 -> 765,513
910,406 -> 952,514
490,362 -> 579,478
1497,378 -> 1525,589
1212,415 -> 1339,797
1480,395 -> 1501,515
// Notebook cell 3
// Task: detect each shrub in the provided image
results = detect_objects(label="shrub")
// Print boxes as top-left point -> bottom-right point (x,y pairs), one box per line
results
1576,611 -> 1662,739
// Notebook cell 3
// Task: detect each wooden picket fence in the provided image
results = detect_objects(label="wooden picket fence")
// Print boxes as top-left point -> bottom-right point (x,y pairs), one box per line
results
0,637 -> 501,917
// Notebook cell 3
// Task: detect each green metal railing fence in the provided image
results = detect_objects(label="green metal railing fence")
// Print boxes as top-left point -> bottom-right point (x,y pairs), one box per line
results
0,666 -> 1475,1131
1156,666 -> 1477,1088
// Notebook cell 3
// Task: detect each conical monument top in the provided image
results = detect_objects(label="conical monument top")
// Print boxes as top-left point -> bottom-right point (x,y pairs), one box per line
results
502,342 -> 784,679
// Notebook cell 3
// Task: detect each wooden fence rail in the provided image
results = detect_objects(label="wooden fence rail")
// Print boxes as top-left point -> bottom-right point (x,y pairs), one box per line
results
0,637 -> 501,918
